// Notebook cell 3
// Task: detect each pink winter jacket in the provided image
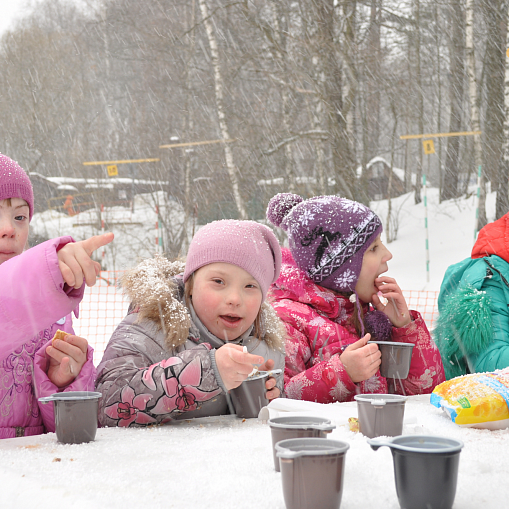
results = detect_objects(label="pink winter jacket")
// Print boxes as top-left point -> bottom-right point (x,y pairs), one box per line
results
269,248 -> 445,403
0,237 -> 96,439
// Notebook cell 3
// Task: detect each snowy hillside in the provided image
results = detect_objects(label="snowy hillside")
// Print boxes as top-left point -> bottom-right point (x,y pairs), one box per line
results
373,187 -> 495,292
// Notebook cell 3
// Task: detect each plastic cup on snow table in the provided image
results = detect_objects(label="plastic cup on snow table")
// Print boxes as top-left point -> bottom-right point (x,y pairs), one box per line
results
354,394 -> 407,438
368,341 -> 414,379
268,416 -> 336,471
230,369 -> 281,419
276,437 -> 349,509
368,435 -> 463,509
39,391 -> 102,444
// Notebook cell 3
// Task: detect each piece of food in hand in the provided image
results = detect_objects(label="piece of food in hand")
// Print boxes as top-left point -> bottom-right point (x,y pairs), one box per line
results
52,329 -> 70,345
348,417 -> 359,432
248,367 -> 260,378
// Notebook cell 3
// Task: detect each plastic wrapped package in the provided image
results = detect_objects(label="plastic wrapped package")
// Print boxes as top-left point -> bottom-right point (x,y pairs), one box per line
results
430,368 -> 509,429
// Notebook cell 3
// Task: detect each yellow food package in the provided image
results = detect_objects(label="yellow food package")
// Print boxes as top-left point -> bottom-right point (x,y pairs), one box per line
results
430,368 -> 509,429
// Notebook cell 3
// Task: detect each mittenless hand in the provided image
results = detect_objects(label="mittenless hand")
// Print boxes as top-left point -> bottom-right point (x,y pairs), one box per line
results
371,276 -> 411,328
339,334 -> 381,383
46,334 -> 88,388
215,343 -> 264,391
258,358 -> 280,400
57,232 -> 114,289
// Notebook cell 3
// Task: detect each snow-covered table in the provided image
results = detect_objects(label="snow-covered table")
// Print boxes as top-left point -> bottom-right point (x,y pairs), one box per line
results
1,395 -> 508,508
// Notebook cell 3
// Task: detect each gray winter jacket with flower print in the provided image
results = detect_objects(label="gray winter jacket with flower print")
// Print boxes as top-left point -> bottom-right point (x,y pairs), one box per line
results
95,256 -> 286,427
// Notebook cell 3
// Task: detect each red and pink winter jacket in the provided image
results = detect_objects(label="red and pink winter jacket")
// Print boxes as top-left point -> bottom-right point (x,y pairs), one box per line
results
269,248 -> 445,403
0,237 -> 96,439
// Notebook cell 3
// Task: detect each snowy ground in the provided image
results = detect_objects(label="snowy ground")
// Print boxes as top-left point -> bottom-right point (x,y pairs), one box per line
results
2,395 -> 508,508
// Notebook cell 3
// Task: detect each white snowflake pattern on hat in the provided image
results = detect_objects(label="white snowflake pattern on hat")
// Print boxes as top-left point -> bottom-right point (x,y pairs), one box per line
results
341,199 -> 367,214
298,208 -> 315,226
334,268 -> 356,287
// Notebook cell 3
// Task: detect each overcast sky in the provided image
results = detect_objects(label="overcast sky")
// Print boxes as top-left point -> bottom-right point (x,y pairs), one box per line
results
0,0 -> 35,36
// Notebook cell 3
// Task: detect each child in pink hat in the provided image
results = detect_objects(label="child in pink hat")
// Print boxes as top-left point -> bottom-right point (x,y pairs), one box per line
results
0,154 -> 113,438
96,220 -> 286,427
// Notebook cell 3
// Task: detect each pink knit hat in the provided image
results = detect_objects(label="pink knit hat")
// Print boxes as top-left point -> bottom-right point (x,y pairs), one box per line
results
183,219 -> 282,300
0,154 -> 34,220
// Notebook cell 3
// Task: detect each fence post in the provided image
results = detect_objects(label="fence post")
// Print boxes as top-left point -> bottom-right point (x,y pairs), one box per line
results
423,175 -> 430,283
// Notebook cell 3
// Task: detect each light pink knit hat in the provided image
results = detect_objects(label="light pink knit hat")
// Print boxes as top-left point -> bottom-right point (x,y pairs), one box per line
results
0,154 -> 34,220
183,219 -> 282,300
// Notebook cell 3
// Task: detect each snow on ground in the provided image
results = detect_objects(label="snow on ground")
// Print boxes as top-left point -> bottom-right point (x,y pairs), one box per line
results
30,191 -> 187,271
371,186 -> 494,291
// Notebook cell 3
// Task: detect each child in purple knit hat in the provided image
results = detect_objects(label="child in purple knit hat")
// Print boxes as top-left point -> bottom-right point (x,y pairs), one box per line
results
96,220 -> 287,427
266,193 -> 445,404
0,153 -> 113,438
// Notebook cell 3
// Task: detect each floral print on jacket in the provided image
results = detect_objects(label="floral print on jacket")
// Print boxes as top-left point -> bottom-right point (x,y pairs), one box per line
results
269,248 -> 445,403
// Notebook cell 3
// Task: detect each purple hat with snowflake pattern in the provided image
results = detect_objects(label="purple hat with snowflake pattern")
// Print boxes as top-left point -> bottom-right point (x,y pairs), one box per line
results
266,193 -> 382,293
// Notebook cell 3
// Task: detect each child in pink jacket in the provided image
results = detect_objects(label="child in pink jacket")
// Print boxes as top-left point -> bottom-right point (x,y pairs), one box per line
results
266,193 -> 445,403
0,154 -> 112,438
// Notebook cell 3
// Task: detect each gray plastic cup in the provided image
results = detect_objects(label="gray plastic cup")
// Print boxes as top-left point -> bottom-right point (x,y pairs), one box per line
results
230,371 -> 271,418
39,391 -> 102,444
368,435 -> 464,509
276,438 -> 349,509
368,341 -> 414,379
268,416 -> 336,471
354,394 -> 407,438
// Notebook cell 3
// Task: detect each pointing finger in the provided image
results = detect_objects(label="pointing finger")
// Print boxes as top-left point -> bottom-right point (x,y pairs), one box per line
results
80,232 -> 114,256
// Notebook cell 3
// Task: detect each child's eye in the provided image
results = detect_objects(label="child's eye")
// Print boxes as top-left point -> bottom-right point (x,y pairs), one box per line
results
14,215 -> 27,221
212,278 -> 224,285
246,283 -> 258,289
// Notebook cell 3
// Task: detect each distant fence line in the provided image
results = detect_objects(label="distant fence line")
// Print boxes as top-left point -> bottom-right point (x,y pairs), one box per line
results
74,271 -> 440,366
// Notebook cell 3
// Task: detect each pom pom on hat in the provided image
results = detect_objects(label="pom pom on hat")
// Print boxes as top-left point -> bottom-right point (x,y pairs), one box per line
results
0,154 -> 34,221
266,193 -> 303,228
364,310 -> 393,341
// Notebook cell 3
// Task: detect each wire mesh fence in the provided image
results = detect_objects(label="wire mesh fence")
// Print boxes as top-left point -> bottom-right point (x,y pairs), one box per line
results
74,271 -> 440,366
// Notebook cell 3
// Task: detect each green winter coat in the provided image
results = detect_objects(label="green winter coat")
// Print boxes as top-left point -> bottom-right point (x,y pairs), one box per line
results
434,254 -> 509,379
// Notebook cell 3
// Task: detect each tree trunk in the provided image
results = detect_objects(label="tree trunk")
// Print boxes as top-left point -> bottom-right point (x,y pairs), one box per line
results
466,0 -> 487,231
318,0 -> 356,199
269,0 -> 296,194
366,0 -> 381,161
442,0 -> 464,201
413,0 -> 423,205
198,0 -> 247,219
501,3 -> 509,219
484,0 -> 509,219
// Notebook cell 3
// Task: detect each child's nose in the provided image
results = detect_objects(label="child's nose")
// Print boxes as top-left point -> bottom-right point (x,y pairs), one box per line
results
225,288 -> 242,306
0,218 -> 15,238
383,246 -> 393,262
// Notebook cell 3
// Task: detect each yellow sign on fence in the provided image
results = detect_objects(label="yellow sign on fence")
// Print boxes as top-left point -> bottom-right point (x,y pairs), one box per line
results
423,139 -> 435,155
107,165 -> 118,177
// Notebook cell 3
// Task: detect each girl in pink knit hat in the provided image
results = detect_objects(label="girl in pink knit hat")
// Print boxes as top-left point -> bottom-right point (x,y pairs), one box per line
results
0,154 -> 113,438
96,219 -> 286,426
266,193 -> 445,404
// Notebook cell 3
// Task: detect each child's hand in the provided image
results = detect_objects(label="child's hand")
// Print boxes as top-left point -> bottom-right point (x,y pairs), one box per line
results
46,334 -> 88,388
58,232 -> 114,289
258,358 -> 280,400
340,334 -> 381,383
372,276 -> 411,328
215,344 -> 264,391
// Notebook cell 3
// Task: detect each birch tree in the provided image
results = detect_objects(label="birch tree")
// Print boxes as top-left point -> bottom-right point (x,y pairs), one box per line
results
466,0 -> 487,231
198,0 -> 247,219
